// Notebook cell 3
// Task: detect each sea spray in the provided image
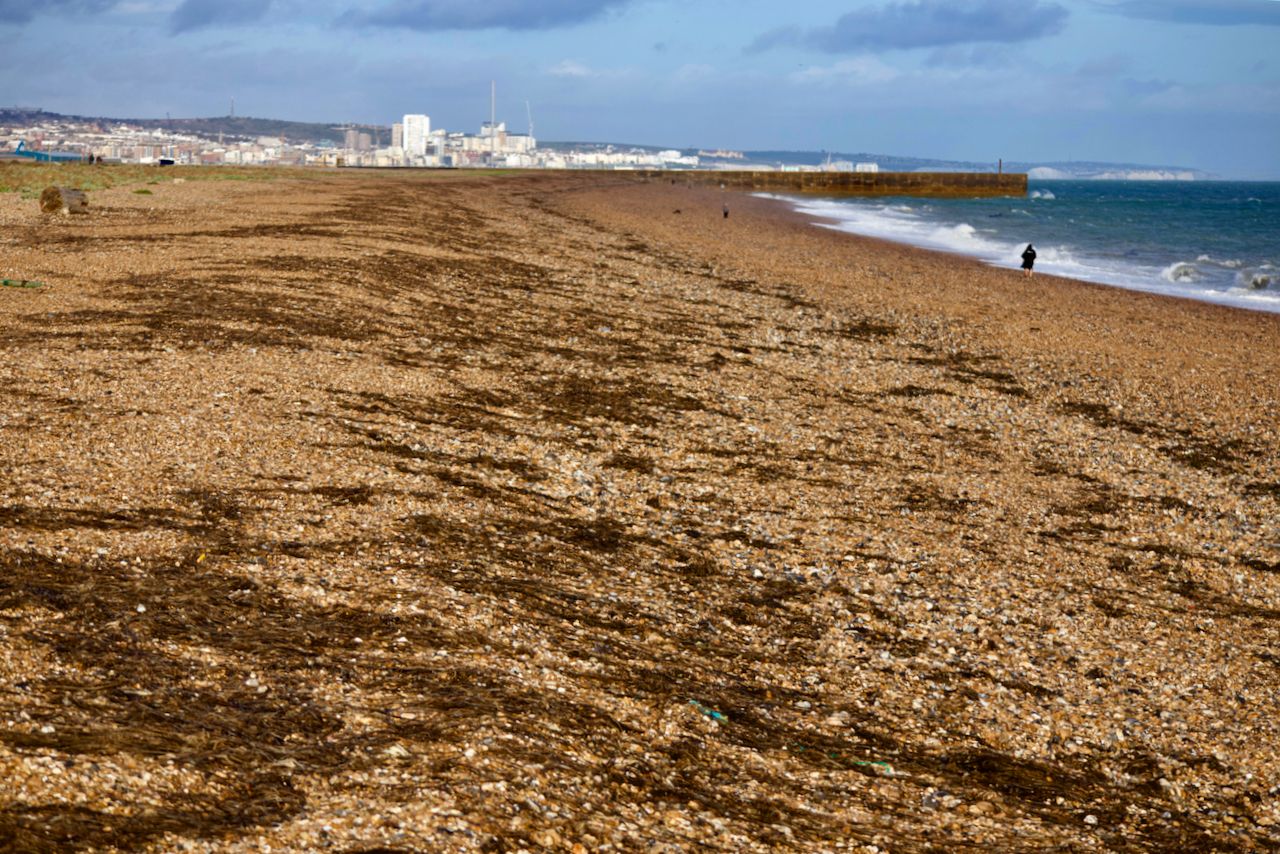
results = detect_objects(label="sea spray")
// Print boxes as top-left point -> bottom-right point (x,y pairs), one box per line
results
775,180 -> 1280,314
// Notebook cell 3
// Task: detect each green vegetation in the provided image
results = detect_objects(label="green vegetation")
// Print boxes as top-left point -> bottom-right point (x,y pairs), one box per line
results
0,162 -> 291,198
0,109 -> 362,146
0,161 -> 526,203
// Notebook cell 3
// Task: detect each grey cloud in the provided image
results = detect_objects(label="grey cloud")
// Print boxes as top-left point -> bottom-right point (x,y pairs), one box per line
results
746,26 -> 803,54
340,0 -> 634,31
749,0 -> 1068,53
170,0 -> 272,34
1099,0 -> 1280,26
925,44 -> 1022,69
0,0 -> 117,24
1076,54 -> 1132,78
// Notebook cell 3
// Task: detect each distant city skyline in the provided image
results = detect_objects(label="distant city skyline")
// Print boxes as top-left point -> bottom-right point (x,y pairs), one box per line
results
1,0 -> 1278,178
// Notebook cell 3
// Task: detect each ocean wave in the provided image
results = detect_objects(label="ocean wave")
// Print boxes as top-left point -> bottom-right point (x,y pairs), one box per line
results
1238,269 -> 1274,290
1162,262 -> 1200,283
773,191 -> 1280,315
1029,190 -> 1056,200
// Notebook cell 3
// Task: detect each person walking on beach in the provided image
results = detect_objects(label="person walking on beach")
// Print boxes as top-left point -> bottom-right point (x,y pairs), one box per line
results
1021,244 -> 1037,277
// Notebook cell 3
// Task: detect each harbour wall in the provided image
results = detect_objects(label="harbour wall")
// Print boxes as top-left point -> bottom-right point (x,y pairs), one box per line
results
626,170 -> 1027,198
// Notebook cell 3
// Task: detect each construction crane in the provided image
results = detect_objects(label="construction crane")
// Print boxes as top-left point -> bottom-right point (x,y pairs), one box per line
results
12,140 -> 81,163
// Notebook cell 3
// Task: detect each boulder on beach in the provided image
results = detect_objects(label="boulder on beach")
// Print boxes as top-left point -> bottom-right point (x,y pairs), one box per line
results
39,186 -> 89,216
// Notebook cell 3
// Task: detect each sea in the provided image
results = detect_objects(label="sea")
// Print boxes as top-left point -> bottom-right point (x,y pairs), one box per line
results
778,180 -> 1280,314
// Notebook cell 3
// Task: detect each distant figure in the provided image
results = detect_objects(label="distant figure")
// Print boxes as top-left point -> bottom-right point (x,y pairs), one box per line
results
723,203 -> 730,219
1021,244 -> 1037,277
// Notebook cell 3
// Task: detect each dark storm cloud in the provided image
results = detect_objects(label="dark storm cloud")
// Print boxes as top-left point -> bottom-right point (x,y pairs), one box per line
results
748,0 -> 1069,53
0,0 -> 117,24
339,0 -> 634,31
170,0 -> 272,33
1100,0 -> 1280,26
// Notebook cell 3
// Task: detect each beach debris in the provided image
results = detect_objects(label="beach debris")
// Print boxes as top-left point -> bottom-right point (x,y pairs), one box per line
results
39,186 -> 89,215
1,279 -> 44,289
689,700 -> 727,722
828,749 -> 895,774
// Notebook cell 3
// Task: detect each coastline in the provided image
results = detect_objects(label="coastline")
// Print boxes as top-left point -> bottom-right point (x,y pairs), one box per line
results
565,181 -> 1280,415
1,170 -> 1278,851
755,184 -> 1280,316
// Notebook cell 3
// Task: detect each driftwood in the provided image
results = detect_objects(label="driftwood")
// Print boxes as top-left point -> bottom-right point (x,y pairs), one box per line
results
39,186 -> 89,215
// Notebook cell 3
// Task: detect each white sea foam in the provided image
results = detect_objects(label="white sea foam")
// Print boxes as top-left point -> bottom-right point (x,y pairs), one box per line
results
1197,255 -> 1243,269
1162,262 -> 1200,283
1238,269 -> 1274,290
768,193 -> 1280,315
1029,190 -> 1056,200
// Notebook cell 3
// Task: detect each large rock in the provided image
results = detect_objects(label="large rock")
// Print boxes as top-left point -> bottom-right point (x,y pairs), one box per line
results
39,186 -> 89,215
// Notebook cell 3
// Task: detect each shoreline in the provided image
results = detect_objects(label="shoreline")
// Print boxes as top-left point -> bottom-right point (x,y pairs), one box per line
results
754,185 -> 1280,317
562,180 -> 1280,403
2,170 -> 1278,851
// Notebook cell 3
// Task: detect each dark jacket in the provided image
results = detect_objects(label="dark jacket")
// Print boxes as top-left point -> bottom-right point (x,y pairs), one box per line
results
1021,245 -> 1037,269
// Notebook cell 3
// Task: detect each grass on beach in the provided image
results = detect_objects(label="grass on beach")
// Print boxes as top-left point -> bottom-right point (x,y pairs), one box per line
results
0,162 -> 523,201
0,162 -> 286,199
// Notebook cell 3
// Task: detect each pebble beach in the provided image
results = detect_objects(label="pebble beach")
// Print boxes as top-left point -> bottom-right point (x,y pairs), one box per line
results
1,168 -> 1279,852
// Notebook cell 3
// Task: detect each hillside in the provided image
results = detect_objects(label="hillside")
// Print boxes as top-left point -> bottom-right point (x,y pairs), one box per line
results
0,109 -> 382,147
1,109 -> 1212,178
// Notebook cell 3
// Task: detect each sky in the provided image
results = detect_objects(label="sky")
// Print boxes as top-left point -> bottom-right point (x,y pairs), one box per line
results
1,0 -> 1278,177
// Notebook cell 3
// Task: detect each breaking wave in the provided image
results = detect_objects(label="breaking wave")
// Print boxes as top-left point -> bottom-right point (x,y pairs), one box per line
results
1197,255 -> 1243,269
770,190 -> 1280,315
1162,262 -> 1200,283
1239,264 -> 1276,290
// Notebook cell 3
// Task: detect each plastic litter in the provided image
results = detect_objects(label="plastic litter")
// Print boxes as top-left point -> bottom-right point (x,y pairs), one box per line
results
688,700 -> 727,722
2,279 -> 44,289
791,744 -> 896,774
832,751 -> 895,773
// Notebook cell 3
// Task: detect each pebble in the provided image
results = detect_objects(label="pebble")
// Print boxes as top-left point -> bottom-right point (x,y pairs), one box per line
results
0,171 -> 1275,854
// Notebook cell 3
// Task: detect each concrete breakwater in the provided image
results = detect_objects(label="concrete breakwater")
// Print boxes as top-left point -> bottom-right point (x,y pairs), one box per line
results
629,169 -> 1027,198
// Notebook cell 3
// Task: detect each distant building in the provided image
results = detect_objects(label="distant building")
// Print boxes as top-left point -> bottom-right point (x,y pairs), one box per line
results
479,121 -> 505,156
402,114 -> 430,157
391,123 -> 403,149
698,149 -> 745,160
855,162 -> 880,173
343,129 -> 374,151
